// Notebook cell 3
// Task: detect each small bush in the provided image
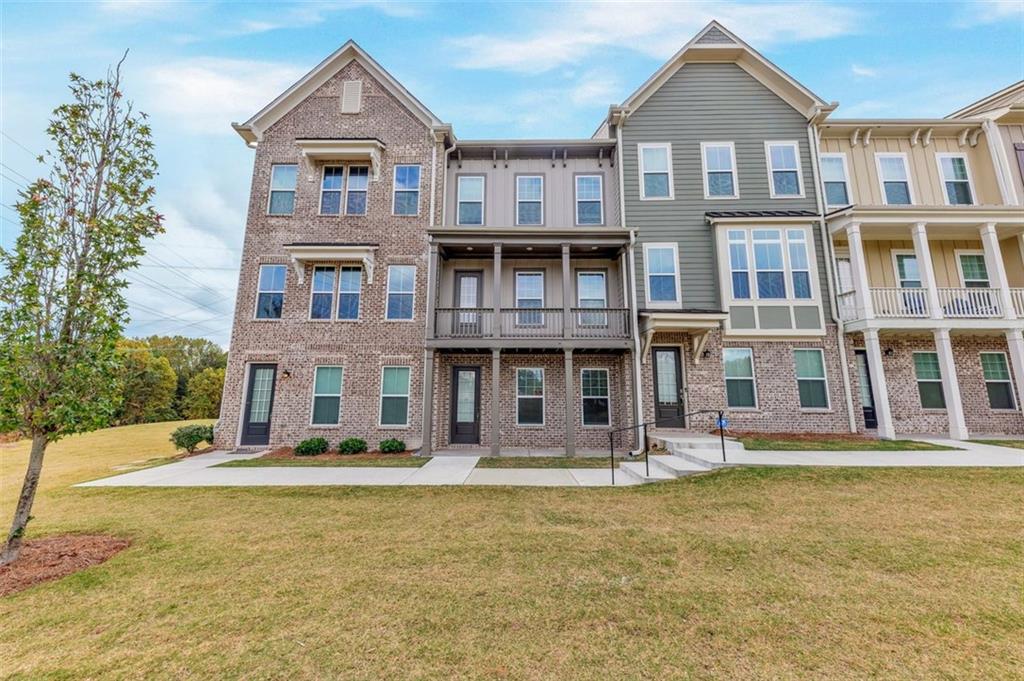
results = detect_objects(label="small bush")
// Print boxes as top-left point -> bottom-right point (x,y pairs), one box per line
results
378,438 -> 406,454
337,437 -> 368,455
170,424 -> 214,454
294,437 -> 329,456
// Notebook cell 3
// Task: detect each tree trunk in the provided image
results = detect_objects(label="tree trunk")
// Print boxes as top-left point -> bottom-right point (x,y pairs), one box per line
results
0,434 -> 48,566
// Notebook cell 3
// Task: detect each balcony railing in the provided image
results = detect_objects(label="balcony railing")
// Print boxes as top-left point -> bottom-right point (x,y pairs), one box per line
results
1011,288 -> 1024,317
838,286 -> 1020,322
936,287 -> 1002,318
433,307 -> 630,340
871,287 -> 929,318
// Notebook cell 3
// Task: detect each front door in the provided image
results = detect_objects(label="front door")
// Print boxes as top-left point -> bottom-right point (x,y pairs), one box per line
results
854,350 -> 878,429
450,366 -> 481,444
241,364 -> 277,446
453,271 -> 483,336
652,347 -> 685,428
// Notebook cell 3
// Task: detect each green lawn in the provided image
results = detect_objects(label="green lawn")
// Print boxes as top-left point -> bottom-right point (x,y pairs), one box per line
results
1,422 -> 1021,679
217,455 -> 428,468
475,456 -> 637,468
970,439 -> 1024,450
738,435 -> 959,451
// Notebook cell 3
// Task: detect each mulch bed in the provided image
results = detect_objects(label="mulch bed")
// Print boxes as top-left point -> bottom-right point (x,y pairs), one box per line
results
262,446 -> 416,462
0,535 -> 131,597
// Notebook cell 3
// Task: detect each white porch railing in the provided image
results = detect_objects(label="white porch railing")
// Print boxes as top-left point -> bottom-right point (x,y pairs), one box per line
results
836,290 -> 858,321
870,287 -> 929,318
1012,288 -> 1024,317
936,287 -> 1002,318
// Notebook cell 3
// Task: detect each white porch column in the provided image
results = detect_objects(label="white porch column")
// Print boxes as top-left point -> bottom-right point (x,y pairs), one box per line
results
911,222 -> 943,320
846,223 -> 874,319
1006,329 -> 1024,415
862,328 -> 895,440
979,222 -> 1016,320
933,328 -> 968,440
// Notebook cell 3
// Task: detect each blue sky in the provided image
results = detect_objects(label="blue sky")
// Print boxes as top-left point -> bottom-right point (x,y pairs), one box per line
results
1,0 -> 1021,346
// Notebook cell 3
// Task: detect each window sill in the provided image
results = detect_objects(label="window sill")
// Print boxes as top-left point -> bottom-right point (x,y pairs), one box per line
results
639,196 -> 674,202
726,408 -> 761,413
384,318 -> 417,323
309,424 -> 344,429
703,195 -> 740,201
582,424 -> 611,429
251,318 -> 283,322
515,424 -> 546,429
378,424 -> 410,429
799,408 -> 833,414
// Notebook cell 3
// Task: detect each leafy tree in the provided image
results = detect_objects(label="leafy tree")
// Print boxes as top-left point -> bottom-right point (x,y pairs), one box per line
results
144,335 -> 226,413
115,339 -> 177,424
183,366 -> 225,419
0,57 -> 162,565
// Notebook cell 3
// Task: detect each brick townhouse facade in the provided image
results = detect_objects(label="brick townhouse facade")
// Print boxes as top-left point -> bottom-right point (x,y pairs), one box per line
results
215,24 -> 1023,452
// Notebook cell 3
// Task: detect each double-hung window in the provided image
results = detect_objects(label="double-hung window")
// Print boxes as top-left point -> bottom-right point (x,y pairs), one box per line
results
386,265 -> 415,320
320,166 -> 344,215
379,366 -> 410,426
980,352 -> 1016,410
310,266 -> 336,320
576,271 -> 607,326
311,366 -> 344,425
575,175 -> 603,225
765,142 -> 803,198
787,229 -> 812,299
794,349 -> 828,409
393,165 -> 421,216
516,368 -> 544,426
255,264 -> 286,319
701,142 -> 738,199
516,176 -> 543,225
958,252 -> 990,288
723,348 -> 756,408
268,164 -> 297,215
581,368 -> 610,426
937,154 -> 973,205
457,176 -> 485,226
345,166 -> 369,215
820,154 -> 850,206
913,352 -> 945,409
876,154 -> 913,205
338,266 -> 362,320
728,230 -> 750,299
643,243 -> 680,306
753,229 -> 786,299
515,271 -> 544,325
894,253 -> 921,288
639,144 -> 672,199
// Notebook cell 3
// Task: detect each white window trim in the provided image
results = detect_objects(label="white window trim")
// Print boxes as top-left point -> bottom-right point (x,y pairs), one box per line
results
793,349 -> 830,411
642,242 -> 681,309
874,152 -> 916,205
954,249 -> 990,288
378,365 -> 411,428
935,153 -> 977,206
309,366 -> 344,427
638,143 -> 675,201
719,226 -> 820,304
337,265 -> 363,322
308,265 -> 337,321
253,264 -> 286,320
318,166 -> 343,216
515,367 -> 545,427
764,141 -> 805,199
980,351 -> 1017,411
515,175 -> 544,225
890,249 -> 921,288
267,163 -> 297,216
456,175 -> 485,226
515,270 -> 545,326
700,141 -> 739,200
727,229 -> 751,300
574,174 -> 604,225
786,228 -> 814,301
752,228 -> 787,300
819,152 -> 852,208
723,347 -> 758,410
392,164 -> 421,217
344,165 -> 369,216
580,367 -> 611,427
576,270 -> 607,307
385,264 -> 417,322
912,351 -> 946,410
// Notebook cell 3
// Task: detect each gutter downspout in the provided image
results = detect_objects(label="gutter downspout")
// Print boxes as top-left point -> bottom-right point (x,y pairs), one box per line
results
807,120 -> 857,434
617,111 -> 645,453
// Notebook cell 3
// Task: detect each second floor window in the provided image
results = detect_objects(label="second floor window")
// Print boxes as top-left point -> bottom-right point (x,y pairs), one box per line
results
516,176 -> 543,225
753,229 -> 786,299
820,154 -> 850,206
765,142 -> 803,198
346,166 -> 369,215
320,167 -> 344,214
938,155 -> 974,205
338,266 -> 362,320
727,228 -> 814,301
393,165 -> 420,216
702,142 -> 737,199
575,175 -> 603,225
457,176 -> 484,225
895,253 -> 921,288
958,253 -> 990,288
787,229 -> 812,299
639,144 -> 672,199
876,154 -> 912,205
386,265 -> 415,320
644,243 -> 680,305
515,271 -> 544,325
310,266 -> 336,320
255,264 -> 286,319
577,271 -> 607,326
268,164 -> 297,215
728,230 -> 750,299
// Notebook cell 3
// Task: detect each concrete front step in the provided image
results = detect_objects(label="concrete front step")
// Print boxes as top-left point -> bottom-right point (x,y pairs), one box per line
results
651,434 -> 745,452
647,454 -> 713,477
618,460 -> 676,484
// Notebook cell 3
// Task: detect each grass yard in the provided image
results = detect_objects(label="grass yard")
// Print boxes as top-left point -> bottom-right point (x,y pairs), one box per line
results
737,433 -> 959,451
1,422 -> 1021,679
475,456 -> 638,468
970,439 -> 1024,450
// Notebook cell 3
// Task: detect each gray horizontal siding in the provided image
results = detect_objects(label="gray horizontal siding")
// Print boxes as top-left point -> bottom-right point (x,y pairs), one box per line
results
623,63 -> 824,311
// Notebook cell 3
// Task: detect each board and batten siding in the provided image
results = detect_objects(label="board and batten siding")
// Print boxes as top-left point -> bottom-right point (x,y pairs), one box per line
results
622,63 -> 825,313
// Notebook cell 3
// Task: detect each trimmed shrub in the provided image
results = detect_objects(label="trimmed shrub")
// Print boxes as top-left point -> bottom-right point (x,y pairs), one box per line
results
170,424 -> 214,454
294,437 -> 329,456
378,438 -> 405,454
337,437 -> 368,455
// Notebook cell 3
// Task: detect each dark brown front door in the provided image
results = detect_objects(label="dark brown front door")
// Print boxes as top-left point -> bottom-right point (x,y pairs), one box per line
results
450,366 -> 481,444
652,347 -> 685,428
241,364 -> 277,446
854,350 -> 878,429
453,271 -> 483,336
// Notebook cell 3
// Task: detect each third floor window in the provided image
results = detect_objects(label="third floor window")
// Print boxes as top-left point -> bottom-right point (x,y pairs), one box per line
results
516,176 -> 544,225
876,154 -> 913,205
575,175 -> 603,225
268,164 -> 297,215
701,142 -> 738,199
457,176 -> 485,225
820,154 -> 850,206
937,154 -> 974,205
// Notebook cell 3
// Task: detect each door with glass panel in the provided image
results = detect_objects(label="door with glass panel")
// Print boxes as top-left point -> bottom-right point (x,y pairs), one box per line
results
652,347 -> 685,427
894,253 -> 926,316
453,271 -> 483,336
576,271 -> 608,330
450,366 -> 481,444
241,364 -> 277,446
854,350 -> 877,429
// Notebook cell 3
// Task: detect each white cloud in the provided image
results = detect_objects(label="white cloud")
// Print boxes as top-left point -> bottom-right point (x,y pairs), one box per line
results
851,64 -> 878,78
449,1 -> 862,73
953,0 -> 1023,27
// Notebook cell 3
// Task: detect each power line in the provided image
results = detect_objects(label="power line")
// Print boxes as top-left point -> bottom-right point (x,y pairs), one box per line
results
0,163 -> 33,185
1,131 -> 39,158
0,172 -> 26,190
141,252 -> 232,303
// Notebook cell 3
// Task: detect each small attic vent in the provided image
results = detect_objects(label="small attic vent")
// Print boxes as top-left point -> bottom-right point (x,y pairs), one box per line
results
696,26 -> 734,45
341,80 -> 362,114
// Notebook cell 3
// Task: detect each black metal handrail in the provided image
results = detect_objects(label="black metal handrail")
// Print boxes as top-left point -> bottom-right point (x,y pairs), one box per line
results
606,409 -> 727,486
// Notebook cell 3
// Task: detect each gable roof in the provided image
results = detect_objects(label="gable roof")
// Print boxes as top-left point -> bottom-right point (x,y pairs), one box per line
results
232,40 -> 444,145
612,21 -> 830,123
947,80 -> 1024,120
